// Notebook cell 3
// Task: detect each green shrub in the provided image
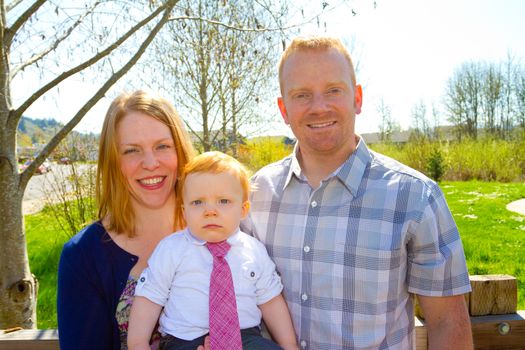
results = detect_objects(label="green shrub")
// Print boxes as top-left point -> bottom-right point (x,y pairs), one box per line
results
237,136 -> 293,172
426,147 -> 446,182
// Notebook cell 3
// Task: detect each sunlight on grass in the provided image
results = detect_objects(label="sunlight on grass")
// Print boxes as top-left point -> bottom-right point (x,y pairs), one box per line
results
26,181 -> 525,328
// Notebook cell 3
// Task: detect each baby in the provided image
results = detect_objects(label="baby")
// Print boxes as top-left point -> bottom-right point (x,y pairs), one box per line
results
128,151 -> 298,350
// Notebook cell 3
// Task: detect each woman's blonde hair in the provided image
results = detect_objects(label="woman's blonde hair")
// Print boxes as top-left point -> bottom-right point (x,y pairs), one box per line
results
176,151 -> 251,218
97,90 -> 195,236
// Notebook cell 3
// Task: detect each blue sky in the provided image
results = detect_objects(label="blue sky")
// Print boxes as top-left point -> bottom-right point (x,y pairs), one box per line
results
314,0 -> 525,134
14,0 -> 525,135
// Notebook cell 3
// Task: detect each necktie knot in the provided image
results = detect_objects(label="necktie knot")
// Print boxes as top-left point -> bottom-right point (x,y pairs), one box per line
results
207,240 -> 230,259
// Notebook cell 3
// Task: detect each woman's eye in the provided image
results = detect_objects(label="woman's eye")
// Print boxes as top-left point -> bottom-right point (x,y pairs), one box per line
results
157,144 -> 171,150
191,200 -> 202,206
123,148 -> 138,155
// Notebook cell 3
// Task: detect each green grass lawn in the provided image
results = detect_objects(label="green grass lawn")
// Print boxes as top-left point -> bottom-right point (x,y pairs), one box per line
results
26,181 -> 525,328
442,181 -> 525,309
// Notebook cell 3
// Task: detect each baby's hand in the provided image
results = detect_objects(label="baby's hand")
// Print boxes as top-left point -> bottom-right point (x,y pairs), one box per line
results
196,336 -> 210,350
281,344 -> 300,350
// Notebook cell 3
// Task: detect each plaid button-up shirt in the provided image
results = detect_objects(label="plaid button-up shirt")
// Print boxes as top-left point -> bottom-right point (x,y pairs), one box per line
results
242,138 -> 471,349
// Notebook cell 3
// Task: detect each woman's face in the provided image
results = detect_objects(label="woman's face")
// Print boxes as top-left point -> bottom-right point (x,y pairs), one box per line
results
117,111 -> 178,211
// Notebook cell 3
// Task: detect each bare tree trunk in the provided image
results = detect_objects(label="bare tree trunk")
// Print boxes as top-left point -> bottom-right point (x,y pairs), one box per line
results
0,0 -> 177,329
0,182 -> 38,329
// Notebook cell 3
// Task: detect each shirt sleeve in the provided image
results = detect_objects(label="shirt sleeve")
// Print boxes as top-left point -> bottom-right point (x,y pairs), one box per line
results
406,184 -> 471,296
252,240 -> 283,305
135,236 -> 181,306
57,241 -> 117,350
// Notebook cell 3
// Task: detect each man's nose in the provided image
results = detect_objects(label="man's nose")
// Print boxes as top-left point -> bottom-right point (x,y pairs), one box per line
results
309,93 -> 330,113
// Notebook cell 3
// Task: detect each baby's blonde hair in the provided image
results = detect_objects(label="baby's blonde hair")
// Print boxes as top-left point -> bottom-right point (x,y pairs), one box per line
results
176,152 -> 251,219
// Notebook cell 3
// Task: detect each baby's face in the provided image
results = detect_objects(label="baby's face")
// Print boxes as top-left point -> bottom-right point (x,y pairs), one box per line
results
182,171 -> 249,243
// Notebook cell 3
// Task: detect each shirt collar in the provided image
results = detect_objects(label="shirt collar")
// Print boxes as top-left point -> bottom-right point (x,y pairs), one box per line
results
283,136 -> 372,197
184,227 -> 242,246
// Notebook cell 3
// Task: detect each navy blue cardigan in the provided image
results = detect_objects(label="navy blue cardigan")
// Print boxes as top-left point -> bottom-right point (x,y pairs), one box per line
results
57,222 -> 137,350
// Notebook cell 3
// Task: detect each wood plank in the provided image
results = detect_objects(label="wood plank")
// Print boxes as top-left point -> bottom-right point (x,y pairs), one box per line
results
0,329 -> 59,350
416,311 -> 525,350
469,275 -> 518,316
415,316 -> 427,350
470,310 -> 525,350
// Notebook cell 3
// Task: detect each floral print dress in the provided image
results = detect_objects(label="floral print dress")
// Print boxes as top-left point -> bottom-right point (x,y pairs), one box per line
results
116,276 -> 161,350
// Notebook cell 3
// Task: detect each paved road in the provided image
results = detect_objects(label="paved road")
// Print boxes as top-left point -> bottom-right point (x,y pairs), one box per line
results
22,163 -> 94,214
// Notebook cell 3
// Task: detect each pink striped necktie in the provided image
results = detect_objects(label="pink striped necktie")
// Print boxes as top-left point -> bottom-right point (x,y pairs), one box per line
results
206,240 -> 242,350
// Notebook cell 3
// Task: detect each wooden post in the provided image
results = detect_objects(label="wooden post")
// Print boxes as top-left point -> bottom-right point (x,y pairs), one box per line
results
469,275 -> 517,316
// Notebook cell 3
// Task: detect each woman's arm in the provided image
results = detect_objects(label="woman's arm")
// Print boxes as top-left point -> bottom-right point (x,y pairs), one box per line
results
127,296 -> 162,350
57,244 -> 116,350
259,294 -> 299,350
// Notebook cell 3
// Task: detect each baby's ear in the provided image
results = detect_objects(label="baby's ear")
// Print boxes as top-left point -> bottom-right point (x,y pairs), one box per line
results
241,201 -> 250,218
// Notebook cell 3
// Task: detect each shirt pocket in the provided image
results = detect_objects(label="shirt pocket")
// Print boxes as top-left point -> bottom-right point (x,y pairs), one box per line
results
234,262 -> 260,297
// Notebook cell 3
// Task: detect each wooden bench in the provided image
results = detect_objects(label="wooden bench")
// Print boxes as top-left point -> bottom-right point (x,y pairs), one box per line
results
2,313 -> 525,350
0,329 -> 58,350
416,310 -> 525,349
2,275 -> 524,349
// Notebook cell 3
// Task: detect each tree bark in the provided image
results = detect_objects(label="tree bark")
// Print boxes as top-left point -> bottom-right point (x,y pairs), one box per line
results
0,170 -> 38,328
0,0 -> 177,329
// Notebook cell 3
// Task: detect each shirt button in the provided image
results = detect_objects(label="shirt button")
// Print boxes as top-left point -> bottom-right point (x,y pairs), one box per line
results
300,340 -> 307,348
301,293 -> 308,301
311,201 -> 317,208
303,246 -> 310,253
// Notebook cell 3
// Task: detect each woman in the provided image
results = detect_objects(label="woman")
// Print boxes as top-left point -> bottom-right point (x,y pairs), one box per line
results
57,90 -> 195,350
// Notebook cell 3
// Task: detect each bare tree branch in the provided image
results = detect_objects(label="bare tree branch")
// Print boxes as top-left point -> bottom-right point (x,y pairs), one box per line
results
11,1 -> 102,78
5,0 -> 25,13
168,13 -> 312,33
19,0 -> 177,187
4,0 -> 47,45
11,1 -> 168,124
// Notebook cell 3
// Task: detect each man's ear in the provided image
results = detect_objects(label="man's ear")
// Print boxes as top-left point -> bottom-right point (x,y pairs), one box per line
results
277,97 -> 289,125
241,201 -> 250,219
354,84 -> 363,115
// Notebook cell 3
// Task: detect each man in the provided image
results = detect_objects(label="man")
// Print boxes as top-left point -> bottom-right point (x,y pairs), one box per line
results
242,36 -> 473,349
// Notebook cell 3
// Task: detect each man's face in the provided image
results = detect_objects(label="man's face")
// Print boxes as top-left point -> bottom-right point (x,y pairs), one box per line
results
278,49 -> 362,159
183,171 -> 249,243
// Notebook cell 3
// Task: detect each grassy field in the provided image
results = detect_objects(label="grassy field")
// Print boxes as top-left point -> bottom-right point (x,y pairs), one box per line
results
27,181 -> 525,329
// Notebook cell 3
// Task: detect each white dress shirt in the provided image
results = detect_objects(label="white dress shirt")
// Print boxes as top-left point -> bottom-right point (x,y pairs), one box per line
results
135,228 -> 283,340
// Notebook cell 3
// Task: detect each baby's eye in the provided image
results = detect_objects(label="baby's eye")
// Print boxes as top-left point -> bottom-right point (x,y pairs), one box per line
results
190,200 -> 203,206
218,199 -> 231,205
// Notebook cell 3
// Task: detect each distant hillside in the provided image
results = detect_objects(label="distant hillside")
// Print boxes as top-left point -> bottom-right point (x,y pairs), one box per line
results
17,116 -> 63,148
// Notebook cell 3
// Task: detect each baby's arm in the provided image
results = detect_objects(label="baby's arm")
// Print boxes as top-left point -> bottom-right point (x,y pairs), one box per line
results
260,294 -> 299,350
127,296 -> 162,350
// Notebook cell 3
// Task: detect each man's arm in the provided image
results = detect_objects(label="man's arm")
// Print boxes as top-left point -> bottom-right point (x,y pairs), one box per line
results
417,294 -> 473,350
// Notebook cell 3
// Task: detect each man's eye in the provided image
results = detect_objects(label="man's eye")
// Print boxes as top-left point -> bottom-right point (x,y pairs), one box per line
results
327,88 -> 342,95
294,93 -> 310,100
